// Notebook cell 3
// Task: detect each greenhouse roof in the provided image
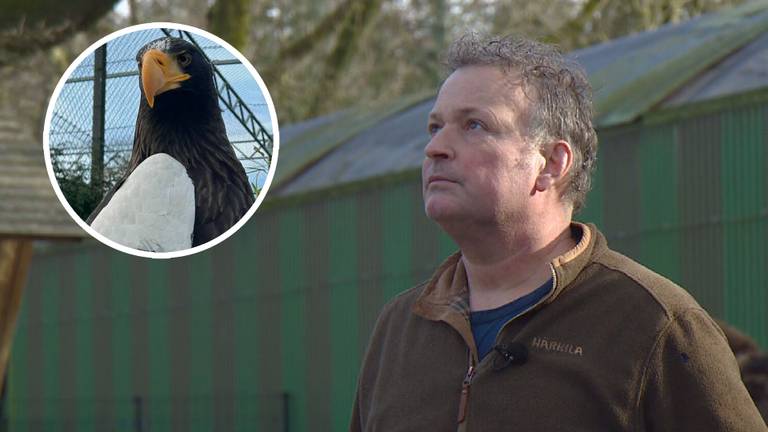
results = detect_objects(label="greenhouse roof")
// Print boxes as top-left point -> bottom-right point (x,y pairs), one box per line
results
274,0 -> 768,196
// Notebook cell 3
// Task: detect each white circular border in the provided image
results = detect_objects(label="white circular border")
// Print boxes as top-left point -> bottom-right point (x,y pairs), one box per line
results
42,22 -> 281,259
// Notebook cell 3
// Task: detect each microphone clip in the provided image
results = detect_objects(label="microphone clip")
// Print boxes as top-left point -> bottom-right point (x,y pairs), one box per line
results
492,342 -> 528,371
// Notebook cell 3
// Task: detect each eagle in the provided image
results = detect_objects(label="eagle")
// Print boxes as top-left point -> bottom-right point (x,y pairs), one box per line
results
87,37 -> 255,252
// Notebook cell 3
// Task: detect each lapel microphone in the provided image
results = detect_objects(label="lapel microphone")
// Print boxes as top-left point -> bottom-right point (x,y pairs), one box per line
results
492,342 -> 528,371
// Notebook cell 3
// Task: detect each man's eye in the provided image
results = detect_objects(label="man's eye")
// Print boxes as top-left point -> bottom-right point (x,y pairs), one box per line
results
467,120 -> 484,130
428,124 -> 442,136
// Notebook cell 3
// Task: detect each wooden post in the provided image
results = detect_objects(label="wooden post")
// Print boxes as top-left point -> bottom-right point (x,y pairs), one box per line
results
133,395 -> 143,432
0,239 -> 33,393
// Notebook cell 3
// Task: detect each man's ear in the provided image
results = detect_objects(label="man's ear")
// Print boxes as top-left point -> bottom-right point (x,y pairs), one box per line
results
535,140 -> 573,192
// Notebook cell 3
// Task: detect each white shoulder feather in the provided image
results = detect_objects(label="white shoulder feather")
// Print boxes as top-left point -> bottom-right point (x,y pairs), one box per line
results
91,153 -> 195,252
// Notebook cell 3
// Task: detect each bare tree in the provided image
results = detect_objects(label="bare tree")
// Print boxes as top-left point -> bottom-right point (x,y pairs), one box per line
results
209,0 -> 251,51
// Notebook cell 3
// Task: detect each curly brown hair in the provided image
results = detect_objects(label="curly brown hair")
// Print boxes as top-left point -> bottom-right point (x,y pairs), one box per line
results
445,32 -> 598,213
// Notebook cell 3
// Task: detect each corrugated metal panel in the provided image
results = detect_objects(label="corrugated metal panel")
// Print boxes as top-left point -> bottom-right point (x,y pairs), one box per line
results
124,253 -> 145,429
146,261 -> 171,430
678,113 -> 725,318
411,182 -> 443,281
7,174 -> 451,431
252,211 -> 286,431
279,207 -> 308,432
279,110 -> 348,146
663,32 -> 768,107
167,259 -> 191,432
9,235 -> 292,429
381,183 -> 415,302
721,104 -> 767,343
273,91 -> 433,189
328,195 -> 359,432
305,200 -> 331,432
577,148 -> 604,227
355,188 -> 384,358
230,231 -> 263,430
194,255 -> 219,430
210,245 -> 236,430
637,124 -> 681,283
7,266 -> 32,430
91,252 -> 111,430
601,127 -> 643,258
42,257 -> 61,431
276,99 -> 433,197
59,253 -> 77,432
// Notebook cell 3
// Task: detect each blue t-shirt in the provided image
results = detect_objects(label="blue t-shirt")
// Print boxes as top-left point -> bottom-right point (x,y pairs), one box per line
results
470,278 -> 553,360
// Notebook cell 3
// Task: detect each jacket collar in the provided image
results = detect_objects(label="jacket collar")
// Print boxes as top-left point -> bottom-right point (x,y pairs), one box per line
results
412,223 -> 605,327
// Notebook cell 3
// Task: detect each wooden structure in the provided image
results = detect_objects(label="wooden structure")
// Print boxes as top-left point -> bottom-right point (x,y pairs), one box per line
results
0,102 -> 85,395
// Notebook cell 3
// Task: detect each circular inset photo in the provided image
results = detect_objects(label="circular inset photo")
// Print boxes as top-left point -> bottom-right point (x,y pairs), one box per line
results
43,22 -> 279,259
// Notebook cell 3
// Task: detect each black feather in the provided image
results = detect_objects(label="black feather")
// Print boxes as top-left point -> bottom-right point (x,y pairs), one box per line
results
87,37 -> 254,247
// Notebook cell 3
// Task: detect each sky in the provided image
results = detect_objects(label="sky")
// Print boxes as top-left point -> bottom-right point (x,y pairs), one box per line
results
114,0 -> 130,17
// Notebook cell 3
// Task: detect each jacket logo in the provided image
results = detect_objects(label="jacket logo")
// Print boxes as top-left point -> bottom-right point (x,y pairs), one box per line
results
531,337 -> 583,356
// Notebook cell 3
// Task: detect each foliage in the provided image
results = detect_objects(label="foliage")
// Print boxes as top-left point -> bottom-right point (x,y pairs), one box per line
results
22,0 -> 743,124
50,148 -> 126,221
126,0 -> 210,28
251,182 -> 262,197
242,0 -> 747,123
50,151 -> 102,221
5,0 -> 749,128
0,0 -> 121,67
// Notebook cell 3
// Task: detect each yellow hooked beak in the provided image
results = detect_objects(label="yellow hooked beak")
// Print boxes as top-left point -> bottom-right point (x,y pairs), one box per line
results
141,49 -> 191,108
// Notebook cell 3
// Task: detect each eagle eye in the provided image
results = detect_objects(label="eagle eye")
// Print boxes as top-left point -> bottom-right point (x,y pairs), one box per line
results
178,52 -> 192,67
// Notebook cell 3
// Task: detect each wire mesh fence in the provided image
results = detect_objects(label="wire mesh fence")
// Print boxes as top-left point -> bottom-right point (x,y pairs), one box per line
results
49,28 -> 275,219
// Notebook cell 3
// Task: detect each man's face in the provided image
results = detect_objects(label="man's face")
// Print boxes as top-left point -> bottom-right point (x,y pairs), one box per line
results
422,65 -> 543,226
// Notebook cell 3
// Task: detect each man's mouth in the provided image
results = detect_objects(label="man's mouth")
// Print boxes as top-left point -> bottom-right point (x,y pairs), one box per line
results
427,175 -> 456,185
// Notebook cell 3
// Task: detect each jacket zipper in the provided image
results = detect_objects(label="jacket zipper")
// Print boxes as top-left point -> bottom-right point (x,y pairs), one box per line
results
455,264 -> 558,425
456,362 -> 476,424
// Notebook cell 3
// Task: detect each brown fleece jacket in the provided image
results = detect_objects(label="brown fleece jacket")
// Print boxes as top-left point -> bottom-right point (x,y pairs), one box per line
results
718,319 -> 768,421
351,223 -> 766,431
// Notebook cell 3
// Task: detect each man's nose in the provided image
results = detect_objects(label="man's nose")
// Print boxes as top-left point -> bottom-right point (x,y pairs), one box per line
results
424,128 -> 455,160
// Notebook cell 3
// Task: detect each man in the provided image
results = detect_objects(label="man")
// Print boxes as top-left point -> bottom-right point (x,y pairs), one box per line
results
351,33 -> 766,431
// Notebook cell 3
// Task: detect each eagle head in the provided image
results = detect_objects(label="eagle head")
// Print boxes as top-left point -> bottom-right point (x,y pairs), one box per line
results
136,37 -> 217,118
